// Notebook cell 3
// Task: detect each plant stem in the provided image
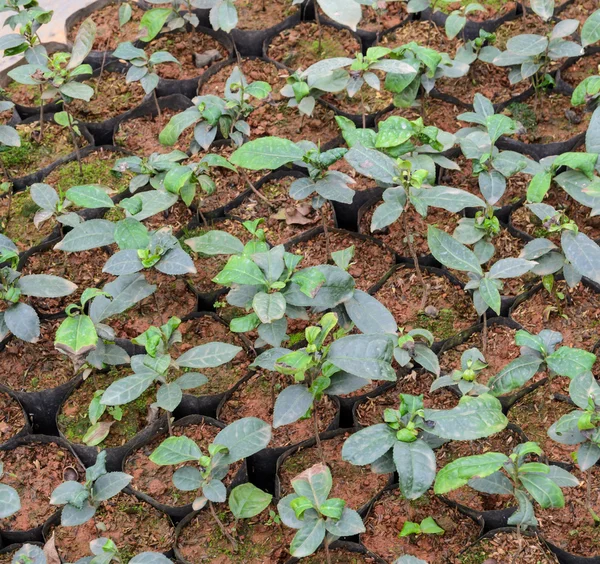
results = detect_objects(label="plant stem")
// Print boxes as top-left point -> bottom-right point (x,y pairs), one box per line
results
96,48 -> 108,96
315,3 -> 323,55
153,89 -> 162,119
61,98 -> 83,176
361,88 -> 366,129
322,207 -> 331,263
166,410 -> 173,435
324,537 -> 332,564
312,402 -> 325,464
241,170 -> 276,209
209,501 -> 238,550
402,207 -> 428,309
482,311 -> 488,356
38,85 -> 44,139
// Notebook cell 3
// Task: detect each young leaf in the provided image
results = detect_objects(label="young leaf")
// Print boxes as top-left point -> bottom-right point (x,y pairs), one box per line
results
229,483 -> 273,519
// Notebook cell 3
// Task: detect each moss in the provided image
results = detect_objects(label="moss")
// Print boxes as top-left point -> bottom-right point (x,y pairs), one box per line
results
415,308 -> 457,340
459,548 -> 488,564
50,159 -> 127,193
508,102 -> 537,132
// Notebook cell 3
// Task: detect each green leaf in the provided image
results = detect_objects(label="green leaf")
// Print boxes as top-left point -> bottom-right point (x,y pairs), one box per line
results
66,185 -> 114,209
290,519 -> 326,558
229,483 -> 273,519
215,417 -> 272,464
546,347 -> 596,378
185,230 -> 244,256
420,516 -> 445,535
479,278 -> 501,315
291,463 -> 332,508
273,384 -> 314,428
434,452 -> 509,494
159,107 -> 202,146
527,172 -> 553,203
101,372 -> 155,406
342,424 -> 396,466
54,219 -> 116,252
55,315 -> 98,357
177,342 -> 242,369
582,9 -> 600,47
68,17 -> 96,69
328,334 -> 396,381
394,440 -> 436,500
427,226 -> 483,275
489,356 -> 543,396
229,137 -> 304,170
425,394 -> 508,440
252,291 -> 286,324
150,436 -> 202,465
319,498 -> 345,520
0,483 -> 20,518
317,0 -> 361,31
520,473 -> 565,508
213,255 -> 268,286
140,8 -> 172,42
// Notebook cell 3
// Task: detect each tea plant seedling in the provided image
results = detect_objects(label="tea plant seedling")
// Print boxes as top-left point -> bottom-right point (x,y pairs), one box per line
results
277,463 -> 365,561
399,516 -> 444,538
342,392 -> 508,500
149,417 -> 271,547
50,451 -> 132,526
435,441 -> 578,531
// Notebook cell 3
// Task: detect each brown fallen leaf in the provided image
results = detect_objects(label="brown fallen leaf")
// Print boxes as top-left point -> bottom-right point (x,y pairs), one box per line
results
284,205 -> 317,226
44,533 -> 61,564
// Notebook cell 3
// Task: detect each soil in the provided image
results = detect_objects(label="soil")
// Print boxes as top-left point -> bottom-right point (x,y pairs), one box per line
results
378,20 -> 460,57
149,31 -> 229,80
509,379 -> 576,462
0,319 -> 75,392
0,390 -> 23,444
219,370 -> 338,448
51,492 -> 174,562
538,465 -> 600,557
510,188 -> 600,243
124,420 -> 239,507
57,367 -> 160,448
114,107 -> 195,155
561,50 -> 600,90
511,281 -> 600,350
236,0 -> 297,30
109,268 -> 198,338
67,2 -> 146,51
438,324 -> 520,387
183,218 -> 262,295
278,432 -> 391,510
228,176 -> 336,246
458,530 -> 559,564
0,441 -> 84,531
176,505 -> 292,564
361,488 -> 480,564
358,4 -> 405,33
286,229 -> 395,291
20,246 -> 114,315
173,315 -> 250,395
355,372 -> 458,428
359,202 -> 461,258
437,426 -> 529,512
267,22 -> 361,70
437,59 -> 531,106
300,547 -> 381,564
1,123 -> 84,180
198,59 -> 345,145
69,73 -> 145,122
507,94 -> 590,144
374,265 -> 477,340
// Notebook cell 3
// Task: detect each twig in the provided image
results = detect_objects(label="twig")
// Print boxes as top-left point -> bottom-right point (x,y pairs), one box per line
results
209,501 -> 238,551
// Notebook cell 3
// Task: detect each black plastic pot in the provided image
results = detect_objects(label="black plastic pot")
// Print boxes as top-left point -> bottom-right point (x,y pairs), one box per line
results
0,387 -> 30,447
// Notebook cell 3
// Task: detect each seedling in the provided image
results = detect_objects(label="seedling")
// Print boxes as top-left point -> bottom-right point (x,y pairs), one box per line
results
399,516 -> 444,537
342,392 -> 508,500
149,417 -> 272,547
50,451 -> 132,526
112,42 -> 180,118
159,66 -> 271,151
431,347 -> 489,396
98,316 -> 241,439
548,371 -> 600,521
435,441 -> 578,531
0,238 -> 77,342
277,463 -> 365,561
